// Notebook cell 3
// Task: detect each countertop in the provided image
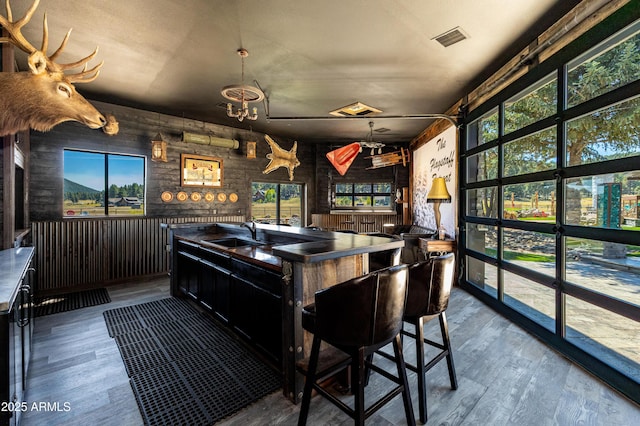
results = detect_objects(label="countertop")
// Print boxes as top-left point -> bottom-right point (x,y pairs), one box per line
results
168,222 -> 405,268
0,247 -> 35,312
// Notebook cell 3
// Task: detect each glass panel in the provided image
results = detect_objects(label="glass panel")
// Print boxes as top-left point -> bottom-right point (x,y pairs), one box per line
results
565,296 -> 640,378
504,74 -> 557,134
466,256 -> 497,297
467,224 -> 497,258
565,237 -> 640,308
503,180 -> 556,223
467,107 -> 498,149
335,196 -> 352,207
503,270 -> 555,331
567,22 -> 640,108
503,127 -> 557,177
466,147 -> 498,183
565,96 -> 640,167
354,195 -> 372,206
279,183 -> 302,226
503,229 -> 555,277
565,172 -> 640,230
373,196 -> 391,207
251,183 -> 277,223
374,183 -> 391,193
336,183 -> 351,193
466,187 -> 498,218
107,155 -> 145,216
354,184 -> 371,193
63,151 -> 105,217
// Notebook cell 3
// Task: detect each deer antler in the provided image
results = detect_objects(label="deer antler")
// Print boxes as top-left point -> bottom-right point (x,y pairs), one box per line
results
0,0 -> 40,54
0,0 -> 102,83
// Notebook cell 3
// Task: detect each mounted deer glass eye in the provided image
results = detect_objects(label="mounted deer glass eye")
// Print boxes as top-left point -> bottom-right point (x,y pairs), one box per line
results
57,83 -> 72,98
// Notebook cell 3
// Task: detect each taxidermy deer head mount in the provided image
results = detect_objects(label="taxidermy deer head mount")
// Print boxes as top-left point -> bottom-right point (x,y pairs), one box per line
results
0,0 -> 118,137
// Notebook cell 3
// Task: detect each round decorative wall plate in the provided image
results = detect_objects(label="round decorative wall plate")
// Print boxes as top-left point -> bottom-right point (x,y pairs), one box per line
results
217,192 -> 227,202
176,191 -> 188,202
204,192 -> 214,202
229,193 -> 238,203
190,192 -> 202,202
161,191 -> 173,202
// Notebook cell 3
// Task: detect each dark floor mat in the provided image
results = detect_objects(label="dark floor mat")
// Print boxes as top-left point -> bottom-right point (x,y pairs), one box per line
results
103,297 -> 281,426
34,288 -> 111,317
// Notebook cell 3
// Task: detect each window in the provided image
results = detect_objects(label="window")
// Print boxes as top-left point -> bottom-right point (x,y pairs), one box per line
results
63,150 -> 145,217
567,20 -> 640,108
461,14 -> 640,402
504,73 -> 557,134
466,107 -> 498,149
251,182 -> 303,226
332,182 -> 393,210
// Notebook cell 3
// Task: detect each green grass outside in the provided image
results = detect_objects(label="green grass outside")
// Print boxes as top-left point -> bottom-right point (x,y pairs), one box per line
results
484,248 -> 555,262
251,198 -> 302,221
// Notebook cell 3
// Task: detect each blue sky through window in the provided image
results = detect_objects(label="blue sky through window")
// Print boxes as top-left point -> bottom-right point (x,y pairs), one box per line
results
64,150 -> 144,191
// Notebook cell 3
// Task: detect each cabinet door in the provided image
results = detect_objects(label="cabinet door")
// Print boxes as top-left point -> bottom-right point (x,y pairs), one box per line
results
199,260 -> 216,311
9,302 -> 23,426
230,274 -> 256,340
213,266 -> 231,324
253,284 -> 282,365
177,251 -> 200,300
230,274 -> 282,364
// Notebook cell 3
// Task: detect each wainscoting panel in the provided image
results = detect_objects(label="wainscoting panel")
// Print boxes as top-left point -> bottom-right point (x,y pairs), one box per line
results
31,216 -> 243,294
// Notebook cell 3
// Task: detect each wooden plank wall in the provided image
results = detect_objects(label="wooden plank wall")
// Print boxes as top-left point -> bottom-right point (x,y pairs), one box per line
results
31,215 -> 243,294
311,213 -> 402,233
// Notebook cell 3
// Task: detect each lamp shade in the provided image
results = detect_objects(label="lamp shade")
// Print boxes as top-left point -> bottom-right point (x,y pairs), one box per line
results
427,177 -> 451,203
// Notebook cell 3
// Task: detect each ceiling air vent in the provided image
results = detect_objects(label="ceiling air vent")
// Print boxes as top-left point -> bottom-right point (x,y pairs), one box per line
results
329,102 -> 382,117
433,27 -> 468,47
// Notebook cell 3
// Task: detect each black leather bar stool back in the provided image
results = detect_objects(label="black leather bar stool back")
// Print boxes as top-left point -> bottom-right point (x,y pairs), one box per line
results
297,264 -> 415,426
404,253 -> 458,424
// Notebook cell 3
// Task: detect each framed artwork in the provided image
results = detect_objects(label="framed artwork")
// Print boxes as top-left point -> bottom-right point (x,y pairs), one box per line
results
181,154 -> 223,187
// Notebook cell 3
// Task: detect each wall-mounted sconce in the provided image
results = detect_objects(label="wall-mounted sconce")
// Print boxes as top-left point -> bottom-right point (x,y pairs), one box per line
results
151,133 -> 168,162
246,141 -> 257,159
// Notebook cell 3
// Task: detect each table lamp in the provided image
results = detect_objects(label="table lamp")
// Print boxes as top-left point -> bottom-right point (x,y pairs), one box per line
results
427,177 -> 451,239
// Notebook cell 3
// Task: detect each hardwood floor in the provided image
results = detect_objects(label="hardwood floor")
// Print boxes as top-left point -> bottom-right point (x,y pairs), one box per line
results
21,276 -> 640,426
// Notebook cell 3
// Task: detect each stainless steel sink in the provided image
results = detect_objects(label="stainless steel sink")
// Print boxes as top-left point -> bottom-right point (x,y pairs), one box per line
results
205,237 -> 263,248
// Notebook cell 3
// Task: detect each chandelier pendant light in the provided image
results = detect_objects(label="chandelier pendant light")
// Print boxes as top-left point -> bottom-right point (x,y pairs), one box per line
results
222,48 -> 264,122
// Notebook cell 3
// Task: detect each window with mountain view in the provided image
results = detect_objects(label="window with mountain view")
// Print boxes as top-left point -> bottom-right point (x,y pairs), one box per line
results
63,150 -> 146,217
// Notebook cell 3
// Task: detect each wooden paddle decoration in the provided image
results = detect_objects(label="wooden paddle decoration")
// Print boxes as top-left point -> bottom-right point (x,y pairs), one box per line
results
326,142 -> 362,175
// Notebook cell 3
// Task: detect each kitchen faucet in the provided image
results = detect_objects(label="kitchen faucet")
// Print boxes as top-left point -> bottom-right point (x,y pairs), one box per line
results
242,221 -> 257,240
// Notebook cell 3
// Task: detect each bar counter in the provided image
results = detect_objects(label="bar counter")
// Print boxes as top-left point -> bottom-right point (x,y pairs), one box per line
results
164,222 -> 404,402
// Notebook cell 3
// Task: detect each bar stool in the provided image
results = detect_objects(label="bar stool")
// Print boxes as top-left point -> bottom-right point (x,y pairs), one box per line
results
387,253 -> 458,424
296,264 -> 416,426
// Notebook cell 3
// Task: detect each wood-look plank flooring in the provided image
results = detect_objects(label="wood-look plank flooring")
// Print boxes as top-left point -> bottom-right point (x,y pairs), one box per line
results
21,276 -> 640,426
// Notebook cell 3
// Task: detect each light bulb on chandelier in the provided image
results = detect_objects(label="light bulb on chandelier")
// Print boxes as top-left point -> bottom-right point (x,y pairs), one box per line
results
222,48 -> 264,122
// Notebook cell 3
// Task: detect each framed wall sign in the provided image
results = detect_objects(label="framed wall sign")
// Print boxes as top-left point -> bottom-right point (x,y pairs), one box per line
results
181,154 -> 223,187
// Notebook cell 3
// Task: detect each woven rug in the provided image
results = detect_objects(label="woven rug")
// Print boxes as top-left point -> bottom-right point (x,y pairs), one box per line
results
103,297 -> 281,426
34,288 -> 110,317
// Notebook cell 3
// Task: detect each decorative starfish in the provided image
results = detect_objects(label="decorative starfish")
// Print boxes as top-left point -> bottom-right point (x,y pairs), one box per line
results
263,135 -> 300,181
